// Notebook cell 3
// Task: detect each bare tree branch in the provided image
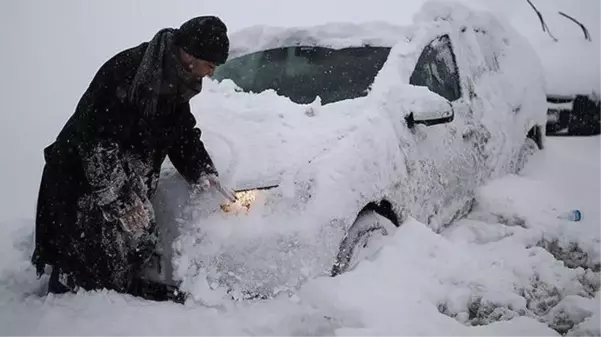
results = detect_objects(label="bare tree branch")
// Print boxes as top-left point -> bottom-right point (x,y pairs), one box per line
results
558,11 -> 592,41
525,0 -> 559,42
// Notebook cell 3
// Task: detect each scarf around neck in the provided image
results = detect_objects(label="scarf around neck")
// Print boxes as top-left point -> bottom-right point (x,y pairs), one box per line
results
128,28 -> 203,116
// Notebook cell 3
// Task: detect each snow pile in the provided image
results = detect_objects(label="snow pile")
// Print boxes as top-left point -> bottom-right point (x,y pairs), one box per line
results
227,21 -> 407,59
294,142 -> 599,337
446,137 -> 600,335
1,138 -> 599,335
442,175 -> 600,331
299,217 -> 562,335
301,150 -> 599,335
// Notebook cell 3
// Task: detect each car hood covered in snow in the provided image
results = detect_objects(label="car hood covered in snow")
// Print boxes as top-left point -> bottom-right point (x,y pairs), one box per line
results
188,81 -> 376,191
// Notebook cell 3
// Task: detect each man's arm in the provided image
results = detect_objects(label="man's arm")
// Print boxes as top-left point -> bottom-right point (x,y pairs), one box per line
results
168,104 -> 218,185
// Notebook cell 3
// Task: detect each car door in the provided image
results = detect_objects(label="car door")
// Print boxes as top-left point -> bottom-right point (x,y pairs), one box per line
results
401,34 -> 481,232
450,25 -> 523,179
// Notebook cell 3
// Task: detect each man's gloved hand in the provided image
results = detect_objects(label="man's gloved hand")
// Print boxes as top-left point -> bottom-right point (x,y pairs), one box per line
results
195,173 -> 236,203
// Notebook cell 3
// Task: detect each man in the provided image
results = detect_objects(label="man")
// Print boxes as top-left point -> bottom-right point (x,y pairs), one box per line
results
31,15 -> 234,303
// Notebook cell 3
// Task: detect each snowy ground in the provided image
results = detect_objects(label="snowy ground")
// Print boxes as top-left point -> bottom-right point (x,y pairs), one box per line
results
0,136 -> 598,336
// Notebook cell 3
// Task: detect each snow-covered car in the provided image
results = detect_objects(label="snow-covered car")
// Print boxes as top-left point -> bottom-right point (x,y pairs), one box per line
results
150,2 -> 547,300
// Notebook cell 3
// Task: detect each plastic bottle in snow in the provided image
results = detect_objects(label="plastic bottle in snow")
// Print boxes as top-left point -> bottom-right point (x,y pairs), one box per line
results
557,210 -> 582,222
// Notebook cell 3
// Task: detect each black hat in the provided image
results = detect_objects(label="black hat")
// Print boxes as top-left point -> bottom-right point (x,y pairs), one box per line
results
174,16 -> 230,65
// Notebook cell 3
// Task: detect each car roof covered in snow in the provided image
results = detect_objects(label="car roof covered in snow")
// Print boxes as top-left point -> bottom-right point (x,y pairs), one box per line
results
227,21 -> 408,59
225,1 -> 508,60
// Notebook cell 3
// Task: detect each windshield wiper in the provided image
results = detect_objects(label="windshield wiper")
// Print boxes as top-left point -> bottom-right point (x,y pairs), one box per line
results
558,11 -> 592,41
525,0 -> 592,42
525,0 -> 558,42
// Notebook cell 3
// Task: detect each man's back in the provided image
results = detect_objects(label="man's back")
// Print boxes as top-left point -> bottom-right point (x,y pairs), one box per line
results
45,42 -> 150,166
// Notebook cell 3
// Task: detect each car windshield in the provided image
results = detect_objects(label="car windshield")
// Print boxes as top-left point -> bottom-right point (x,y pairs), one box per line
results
212,46 -> 392,105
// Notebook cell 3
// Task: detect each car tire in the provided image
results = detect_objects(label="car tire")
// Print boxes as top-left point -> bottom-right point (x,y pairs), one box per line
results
331,210 -> 397,277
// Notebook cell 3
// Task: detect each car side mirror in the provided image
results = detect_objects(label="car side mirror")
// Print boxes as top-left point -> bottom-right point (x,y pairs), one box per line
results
405,104 -> 454,128
404,88 -> 455,128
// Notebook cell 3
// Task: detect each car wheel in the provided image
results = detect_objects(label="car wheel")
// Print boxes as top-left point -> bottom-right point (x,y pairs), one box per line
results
331,210 -> 397,277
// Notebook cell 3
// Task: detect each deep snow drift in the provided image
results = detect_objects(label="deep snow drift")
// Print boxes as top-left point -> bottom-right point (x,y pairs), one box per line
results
1,137 -> 598,336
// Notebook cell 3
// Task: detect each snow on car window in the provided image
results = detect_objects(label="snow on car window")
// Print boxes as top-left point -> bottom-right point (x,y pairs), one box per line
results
436,45 -> 458,75
429,37 -> 458,76
409,35 -> 461,102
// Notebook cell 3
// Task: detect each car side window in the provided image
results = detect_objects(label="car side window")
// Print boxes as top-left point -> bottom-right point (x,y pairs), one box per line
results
409,35 -> 461,102
214,49 -> 286,94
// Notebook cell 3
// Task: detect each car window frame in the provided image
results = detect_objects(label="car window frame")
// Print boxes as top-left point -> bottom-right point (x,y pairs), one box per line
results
409,34 -> 462,102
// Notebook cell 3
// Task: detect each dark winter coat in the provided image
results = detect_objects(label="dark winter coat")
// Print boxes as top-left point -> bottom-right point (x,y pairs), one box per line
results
32,34 -> 217,293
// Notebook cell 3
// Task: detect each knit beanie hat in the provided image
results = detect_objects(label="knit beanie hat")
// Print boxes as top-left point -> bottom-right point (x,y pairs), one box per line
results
174,16 -> 229,65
